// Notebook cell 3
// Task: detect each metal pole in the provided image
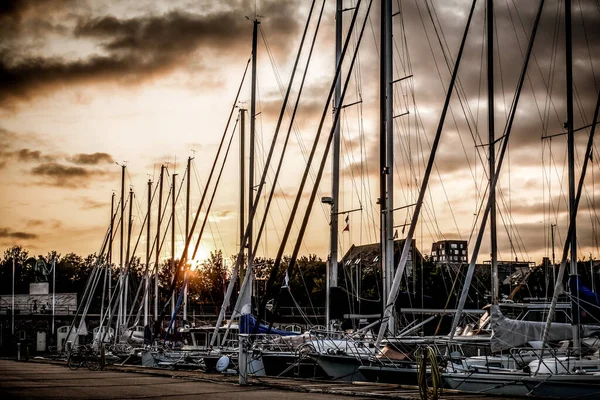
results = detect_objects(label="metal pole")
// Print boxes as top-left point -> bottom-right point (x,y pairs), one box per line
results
184,157 -> 191,321
125,186 -> 133,325
171,173 -> 177,318
487,0 -> 499,304
145,179 -> 152,326
119,165 -> 125,327
155,165 -> 165,320
249,19 -> 259,279
384,0 -> 395,334
240,108 -> 246,282
379,0 -> 388,327
109,192 -> 114,326
327,0 -> 343,332
565,0 -> 580,349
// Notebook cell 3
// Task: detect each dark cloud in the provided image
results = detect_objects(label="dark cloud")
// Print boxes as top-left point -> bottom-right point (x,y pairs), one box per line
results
79,196 -> 107,210
25,219 -> 62,229
0,2 -> 302,107
25,219 -> 45,227
68,152 -> 114,165
0,227 -> 38,240
0,0 -> 79,39
15,148 -> 55,162
30,162 -> 111,188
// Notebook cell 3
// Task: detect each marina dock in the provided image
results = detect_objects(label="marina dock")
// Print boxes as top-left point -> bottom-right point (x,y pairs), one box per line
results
0,359 -> 519,399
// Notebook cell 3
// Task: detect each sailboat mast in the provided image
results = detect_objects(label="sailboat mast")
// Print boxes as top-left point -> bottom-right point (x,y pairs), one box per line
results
171,173 -> 177,318
184,157 -> 191,321
384,0 -> 395,335
108,192 -> 115,323
119,165 -> 125,329
145,178 -> 151,326
125,186 -> 133,324
379,0 -> 389,325
248,19 -> 259,277
155,165 -> 165,320
487,0 -> 499,304
240,107 -> 247,282
327,0 -> 343,332
565,0 -> 580,349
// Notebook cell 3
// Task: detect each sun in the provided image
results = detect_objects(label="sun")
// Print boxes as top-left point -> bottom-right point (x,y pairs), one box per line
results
190,247 -> 209,270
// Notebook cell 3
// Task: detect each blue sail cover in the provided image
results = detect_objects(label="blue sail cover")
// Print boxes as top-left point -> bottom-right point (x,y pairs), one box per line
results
239,314 -> 300,336
569,275 -> 600,323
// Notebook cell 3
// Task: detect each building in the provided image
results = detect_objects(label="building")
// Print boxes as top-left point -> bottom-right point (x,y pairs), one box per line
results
430,240 -> 468,264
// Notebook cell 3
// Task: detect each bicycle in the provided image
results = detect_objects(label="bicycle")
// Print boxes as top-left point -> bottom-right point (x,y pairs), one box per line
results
67,344 -> 103,371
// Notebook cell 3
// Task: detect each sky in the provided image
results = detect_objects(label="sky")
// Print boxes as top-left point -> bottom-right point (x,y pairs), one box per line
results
0,0 -> 598,267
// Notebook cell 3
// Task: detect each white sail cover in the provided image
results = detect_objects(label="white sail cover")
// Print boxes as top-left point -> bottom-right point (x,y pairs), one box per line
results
239,270 -> 253,316
490,305 -> 599,352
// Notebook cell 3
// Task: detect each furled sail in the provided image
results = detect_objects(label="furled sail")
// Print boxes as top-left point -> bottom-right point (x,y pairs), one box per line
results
490,305 -> 599,352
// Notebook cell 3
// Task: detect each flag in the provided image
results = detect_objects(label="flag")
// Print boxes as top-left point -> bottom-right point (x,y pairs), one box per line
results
393,229 -> 398,239
343,223 -> 349,232
345,214 -> 349,223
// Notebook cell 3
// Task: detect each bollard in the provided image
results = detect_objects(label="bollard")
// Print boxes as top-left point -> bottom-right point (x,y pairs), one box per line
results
238,334 -> 248,386
101,344 -> 106,370
17,343 -> 21,361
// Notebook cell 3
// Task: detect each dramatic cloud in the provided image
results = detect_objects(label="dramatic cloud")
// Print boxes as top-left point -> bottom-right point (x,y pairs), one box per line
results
15,148 -> 55,162
30,162 -> 111,188
0,227 -> 38,240
0,1 -> 302,107
68,152 -> 114,165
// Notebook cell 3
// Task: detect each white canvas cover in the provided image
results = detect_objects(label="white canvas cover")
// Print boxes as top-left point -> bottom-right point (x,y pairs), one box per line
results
490,305 -> 599,352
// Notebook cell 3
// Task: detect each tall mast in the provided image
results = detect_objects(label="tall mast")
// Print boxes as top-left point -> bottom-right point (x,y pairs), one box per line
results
145,178 -> 152,326
171,172 -> 177,318
384,0 -> 394,334
327,0 -> 342,331
184,157 -> 191,321
155,165 -> 165,320
108,192 -> 115,324
119,165 -> 125,329
379,0 -> 388,328
125,186 -> 133,324
240,107 -> 247,282
248,18 -> 259,278
487,0 -> 498,304
565,0 -> 579,349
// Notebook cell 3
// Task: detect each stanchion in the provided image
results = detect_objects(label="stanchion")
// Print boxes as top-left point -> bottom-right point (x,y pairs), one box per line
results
238,334 -> 248,385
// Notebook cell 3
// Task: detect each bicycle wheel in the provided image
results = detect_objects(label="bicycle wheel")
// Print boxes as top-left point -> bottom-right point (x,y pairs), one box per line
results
86,352 -> 102,371
67,351 -> 82,370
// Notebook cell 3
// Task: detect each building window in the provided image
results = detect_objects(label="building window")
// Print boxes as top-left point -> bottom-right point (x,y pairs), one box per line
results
451,243 -> 457,249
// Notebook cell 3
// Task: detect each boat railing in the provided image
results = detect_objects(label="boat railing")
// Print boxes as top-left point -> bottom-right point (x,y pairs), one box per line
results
250,333 -> 313,352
